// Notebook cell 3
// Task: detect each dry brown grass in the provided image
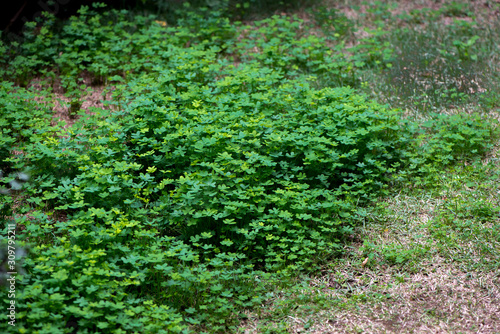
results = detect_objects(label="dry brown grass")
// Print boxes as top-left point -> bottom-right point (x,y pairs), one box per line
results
304,265 -> 500,333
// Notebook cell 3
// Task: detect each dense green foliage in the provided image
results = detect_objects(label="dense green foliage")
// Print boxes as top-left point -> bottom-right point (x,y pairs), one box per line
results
0,2 -> 498,333
0,83 -> 55,174
0,83 -> 57,220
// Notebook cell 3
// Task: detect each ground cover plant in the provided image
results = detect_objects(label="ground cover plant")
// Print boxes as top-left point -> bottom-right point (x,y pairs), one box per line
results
1,0 -> 499,333
236,0 -> 500,332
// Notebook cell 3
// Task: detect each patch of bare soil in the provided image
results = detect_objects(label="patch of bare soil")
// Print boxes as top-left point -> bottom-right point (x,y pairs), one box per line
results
50,85 -> 114,129
28,71 -> 115,129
